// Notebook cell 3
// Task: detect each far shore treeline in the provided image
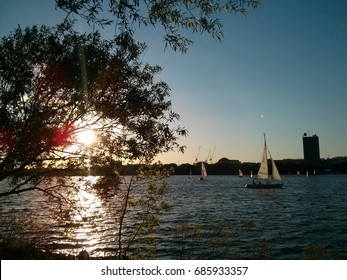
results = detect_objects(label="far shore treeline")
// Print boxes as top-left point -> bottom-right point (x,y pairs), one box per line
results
11,156 -> 347,177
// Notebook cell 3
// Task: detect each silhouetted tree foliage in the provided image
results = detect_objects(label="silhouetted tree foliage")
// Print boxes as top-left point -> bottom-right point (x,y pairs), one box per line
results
0,24 -> 187,197
56,0 -> 259,53
0,0 -> 260,259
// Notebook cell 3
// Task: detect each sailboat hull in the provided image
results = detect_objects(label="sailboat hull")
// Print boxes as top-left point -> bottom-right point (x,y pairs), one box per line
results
245,183 -> 283,189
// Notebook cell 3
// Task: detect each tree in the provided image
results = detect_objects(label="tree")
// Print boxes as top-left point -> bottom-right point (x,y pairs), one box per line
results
56,0 -> 260,53
0,24 -> 186,258
0,24 -> 186,197
0,0 -> 259,259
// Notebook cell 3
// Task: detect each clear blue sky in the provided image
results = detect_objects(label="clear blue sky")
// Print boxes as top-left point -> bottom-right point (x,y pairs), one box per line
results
1,0 -> 346,164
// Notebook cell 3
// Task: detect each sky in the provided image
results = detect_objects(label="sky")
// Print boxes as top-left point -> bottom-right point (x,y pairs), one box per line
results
1,0 -> 346,164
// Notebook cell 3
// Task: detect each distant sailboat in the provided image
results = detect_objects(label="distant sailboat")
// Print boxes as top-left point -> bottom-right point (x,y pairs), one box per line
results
250,171 -> 253,177
245,134 -> 283,188
200,162 -> 207,180
239,169 -> 244,177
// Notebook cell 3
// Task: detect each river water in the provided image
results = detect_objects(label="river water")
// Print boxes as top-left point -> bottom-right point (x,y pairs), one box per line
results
1,174 -> 347,259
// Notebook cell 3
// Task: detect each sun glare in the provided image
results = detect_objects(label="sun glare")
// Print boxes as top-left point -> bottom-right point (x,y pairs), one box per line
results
77,130 -> 96,145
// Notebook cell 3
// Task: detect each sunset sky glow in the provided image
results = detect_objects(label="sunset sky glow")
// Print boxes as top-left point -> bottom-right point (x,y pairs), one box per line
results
1,0 -> 346,164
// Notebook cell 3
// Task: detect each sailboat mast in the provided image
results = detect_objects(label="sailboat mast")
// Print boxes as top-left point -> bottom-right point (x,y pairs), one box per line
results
195,146 -> 201,164
209,146 -> 216,164
257,133 -> 269,179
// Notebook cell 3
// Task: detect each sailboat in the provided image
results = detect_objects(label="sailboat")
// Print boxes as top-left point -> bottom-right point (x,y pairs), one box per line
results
239,169 -> 244,177
200,162 -> 207,180
245,134 -> 283,188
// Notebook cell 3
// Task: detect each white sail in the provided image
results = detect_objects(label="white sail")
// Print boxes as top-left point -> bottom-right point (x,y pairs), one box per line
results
267,147 -> 281,181
239,169 -> 243,177
271,157 -> 281,181
257,143 -> 269,179
201,162 -> 207,178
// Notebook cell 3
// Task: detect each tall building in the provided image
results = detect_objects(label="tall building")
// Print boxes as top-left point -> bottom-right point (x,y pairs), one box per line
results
303,133 -> 320,162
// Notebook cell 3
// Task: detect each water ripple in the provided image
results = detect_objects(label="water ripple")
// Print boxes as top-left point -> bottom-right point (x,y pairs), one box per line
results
1,174 -> 347,259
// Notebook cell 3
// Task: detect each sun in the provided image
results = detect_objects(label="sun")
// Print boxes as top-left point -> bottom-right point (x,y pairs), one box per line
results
76,130 -> 96,146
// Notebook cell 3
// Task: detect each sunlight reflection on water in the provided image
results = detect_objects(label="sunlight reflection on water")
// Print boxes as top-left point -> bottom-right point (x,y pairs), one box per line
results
54,176 -> 105,254
1,176 -> 120,257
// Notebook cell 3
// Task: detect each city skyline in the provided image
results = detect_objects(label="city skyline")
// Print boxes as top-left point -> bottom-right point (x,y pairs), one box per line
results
1,0 -> 346,164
